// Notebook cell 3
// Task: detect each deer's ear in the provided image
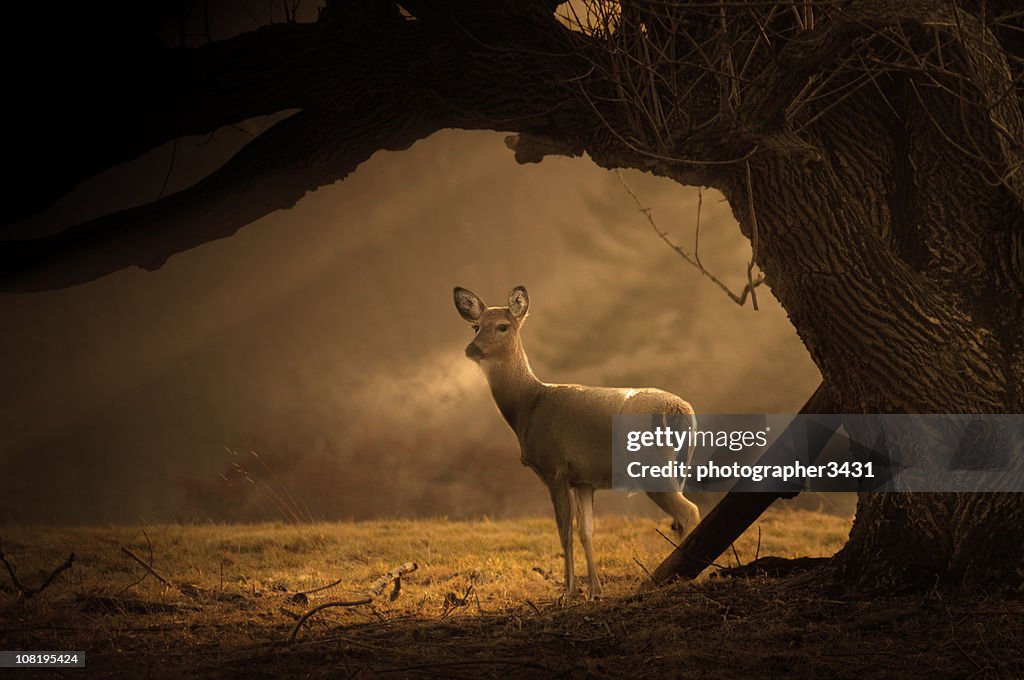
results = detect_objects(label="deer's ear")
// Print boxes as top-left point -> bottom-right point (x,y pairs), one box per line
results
454,287 -> 486,322
508,286 -> 529,321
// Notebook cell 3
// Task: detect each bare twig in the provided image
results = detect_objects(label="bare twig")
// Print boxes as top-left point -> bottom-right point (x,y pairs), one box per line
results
0,539 -> 75,599
288,562 -> 418,643
617,171 -> 765,307
288,595 -> 372,642
279,606 -> 302,620
120,546 -> 172,588
368,562 -> 417,598
694,186 -> 704,269
745,159 -> 761,311
632,555 -> 653,579
119,529 -> 165,595
655,528 -> 679,549
441,583 -> 475,618
730,542 -> 744,568
298,577 -> 345,597
157,138 -> 177,200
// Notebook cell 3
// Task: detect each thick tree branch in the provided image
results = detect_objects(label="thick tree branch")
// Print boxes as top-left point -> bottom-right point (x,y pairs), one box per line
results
8,22 -> 325,229
2,101 -> 452,291
7,0 -> 581,231
2,4 -> 606,290
7,0 -> 1022,310
2,110 -> 330,290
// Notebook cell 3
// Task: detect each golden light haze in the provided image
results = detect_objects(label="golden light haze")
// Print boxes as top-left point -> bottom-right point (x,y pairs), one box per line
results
0,129 -> 820,523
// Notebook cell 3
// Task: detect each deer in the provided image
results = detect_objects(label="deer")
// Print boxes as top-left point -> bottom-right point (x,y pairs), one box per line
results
453,285 -> 701,601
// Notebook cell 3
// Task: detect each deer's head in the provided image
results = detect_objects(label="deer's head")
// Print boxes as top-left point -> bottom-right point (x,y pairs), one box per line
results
453,286 -> 529,363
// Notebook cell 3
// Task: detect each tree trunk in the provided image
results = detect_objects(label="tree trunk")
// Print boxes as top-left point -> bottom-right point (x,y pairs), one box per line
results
711,51 -> 1024,589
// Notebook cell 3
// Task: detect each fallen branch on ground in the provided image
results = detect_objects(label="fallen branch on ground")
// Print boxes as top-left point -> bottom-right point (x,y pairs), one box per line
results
297,577 -> 344,597
120,546 -> 173,588
288,562 -> 418,644
0,539 -> 75,599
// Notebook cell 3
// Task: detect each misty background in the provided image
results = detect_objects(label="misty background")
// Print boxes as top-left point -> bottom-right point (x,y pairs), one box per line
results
0,125 -> 824,524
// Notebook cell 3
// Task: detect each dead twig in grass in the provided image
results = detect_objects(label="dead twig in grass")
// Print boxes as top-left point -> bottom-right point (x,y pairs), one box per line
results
120,546 -> 172,588
0,539 -> 75,599
298,577 -> 345,597
632,556 -> 652,579
441,583 -> 475,618
288,562 -> 417,643
730,542 -> 744,568
289,596 -> 373,642
655,528 -> 679,549
119,530 -> 171,594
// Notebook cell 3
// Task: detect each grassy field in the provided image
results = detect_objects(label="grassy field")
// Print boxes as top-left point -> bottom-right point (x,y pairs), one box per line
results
1,509 -> 1021,678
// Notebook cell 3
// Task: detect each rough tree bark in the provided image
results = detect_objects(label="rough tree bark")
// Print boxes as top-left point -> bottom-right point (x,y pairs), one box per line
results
3,0 -> 1022,589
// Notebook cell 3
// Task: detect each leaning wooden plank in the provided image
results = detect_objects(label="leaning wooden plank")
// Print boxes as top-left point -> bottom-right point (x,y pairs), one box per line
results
648,383 -> 838,585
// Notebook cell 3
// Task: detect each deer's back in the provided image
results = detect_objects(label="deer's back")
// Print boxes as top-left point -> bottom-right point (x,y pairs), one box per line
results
518,383 -> 693,487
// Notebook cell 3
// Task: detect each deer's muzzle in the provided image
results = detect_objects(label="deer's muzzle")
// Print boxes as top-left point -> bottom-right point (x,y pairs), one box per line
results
465,343 -> 484,361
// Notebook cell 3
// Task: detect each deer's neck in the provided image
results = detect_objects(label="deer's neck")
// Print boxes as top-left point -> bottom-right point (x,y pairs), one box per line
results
481,344 -> 543,432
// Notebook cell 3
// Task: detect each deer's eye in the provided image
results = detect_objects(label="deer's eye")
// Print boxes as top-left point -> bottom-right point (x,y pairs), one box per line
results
497,324 -> 510,333
472,324 -> 480,332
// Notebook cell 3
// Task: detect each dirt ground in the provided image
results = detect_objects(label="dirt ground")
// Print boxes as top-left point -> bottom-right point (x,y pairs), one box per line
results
1,514 -> 1020,678
4,575 -> 1022,679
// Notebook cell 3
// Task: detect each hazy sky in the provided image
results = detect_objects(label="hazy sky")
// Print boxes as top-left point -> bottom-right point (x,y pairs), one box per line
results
0,126 -> 821,523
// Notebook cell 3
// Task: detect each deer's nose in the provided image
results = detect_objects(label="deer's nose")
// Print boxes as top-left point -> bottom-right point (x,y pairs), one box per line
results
465,343 -> 484,361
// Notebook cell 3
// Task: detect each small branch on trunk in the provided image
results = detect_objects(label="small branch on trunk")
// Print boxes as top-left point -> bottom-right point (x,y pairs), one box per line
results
744,159 -> 761,311
616,170 -> 765,307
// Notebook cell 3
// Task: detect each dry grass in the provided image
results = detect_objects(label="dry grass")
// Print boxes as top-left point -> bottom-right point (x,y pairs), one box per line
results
1,509 -> 1021,678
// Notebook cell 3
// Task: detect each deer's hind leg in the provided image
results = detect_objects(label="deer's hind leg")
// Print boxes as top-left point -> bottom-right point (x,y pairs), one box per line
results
647,491 -> 701,541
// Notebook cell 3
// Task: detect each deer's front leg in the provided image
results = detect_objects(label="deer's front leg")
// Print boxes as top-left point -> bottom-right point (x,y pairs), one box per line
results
575,484 -> 602,600
548,479 -> 577,602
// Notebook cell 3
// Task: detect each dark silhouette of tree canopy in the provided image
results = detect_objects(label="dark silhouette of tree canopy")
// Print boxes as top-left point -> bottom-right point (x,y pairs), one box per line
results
4,0 -> 1023,589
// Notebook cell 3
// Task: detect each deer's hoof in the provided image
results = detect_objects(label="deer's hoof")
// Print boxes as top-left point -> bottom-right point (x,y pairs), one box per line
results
558,588 -> 582,605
